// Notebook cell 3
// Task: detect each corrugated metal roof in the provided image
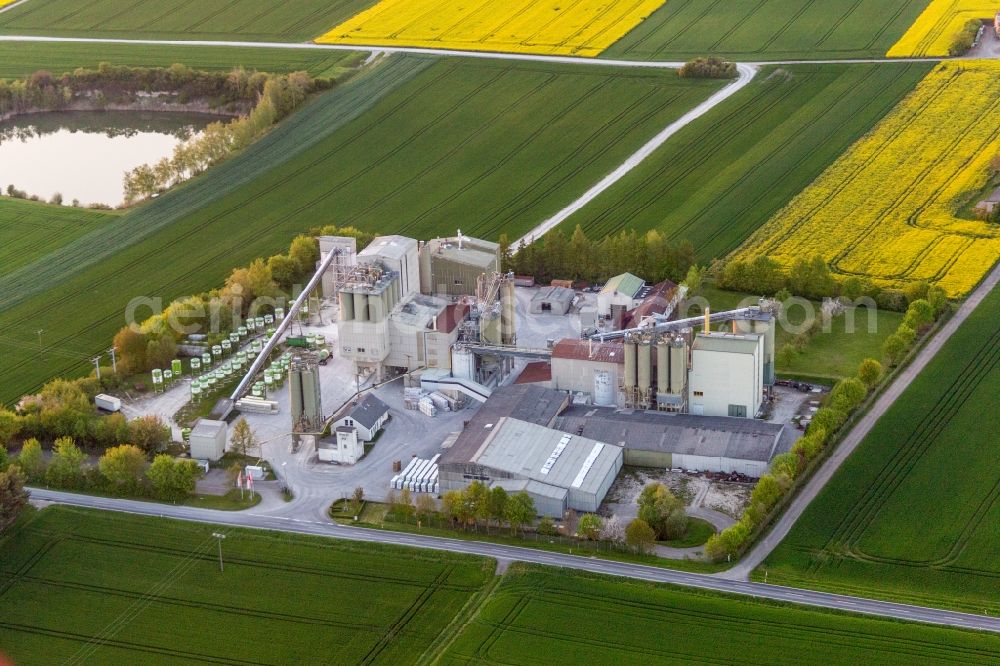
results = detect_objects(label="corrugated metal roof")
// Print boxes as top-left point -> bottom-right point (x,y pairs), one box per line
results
600,272 -> 644,298
692,333 -> 761,354
359,235 -> 417,261
439,385 -> 569,465
473,418 -> 621,495
531,286 -> 575,304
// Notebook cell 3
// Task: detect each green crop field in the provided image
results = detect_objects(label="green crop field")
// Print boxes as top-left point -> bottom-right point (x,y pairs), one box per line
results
439,565 -> 1000,664
760,285 -> 1000,613
0,199 -> 117,277
0,0 -> 375,42
559,62 -> 932,263
5,509 -> 1000,665
0,507 -> 492,664
0,54 -> 722,404
0,42 -> 364,79
604,0 -> 930,61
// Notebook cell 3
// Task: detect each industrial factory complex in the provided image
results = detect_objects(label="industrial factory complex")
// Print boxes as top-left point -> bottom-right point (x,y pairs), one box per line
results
186,229 -> 793,519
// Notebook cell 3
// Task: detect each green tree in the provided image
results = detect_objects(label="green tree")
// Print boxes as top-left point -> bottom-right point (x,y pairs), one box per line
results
770,452 -> 800,481
637,482 -> 687,540
463,481 -> 489,531
441,489 -> 463,526
288,235 -> 319,278
267,254 -> 299,289
487,486 -> 509,531
0,466 -> 29,533
857,358 -> 884,390
230,418 -> 256,457
683,264 -> 703,294
829,377 -> 867,413
415,493 -> 437,526
882,333 -> 909,366
504,491 -> 535,535
130,415 -> 171,453
45,437 -> 86,489
750,475 -> 783,513
577,513 -> 603,541
625,518 -> 656,554
98,444 -> 146,493
0,408 -> 21,447
17,439 -> 45,482
537,516 -> 558,536
146,455 -> 201,501
903,298 -> 935,330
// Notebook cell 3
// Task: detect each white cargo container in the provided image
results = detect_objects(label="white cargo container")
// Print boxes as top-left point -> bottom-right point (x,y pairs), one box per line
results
94,394 -> 121,413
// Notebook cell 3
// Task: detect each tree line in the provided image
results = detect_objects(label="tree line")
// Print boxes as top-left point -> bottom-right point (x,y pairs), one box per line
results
718,253 -> 949,312
0,62 -> 285,120
376,480 -> 692,556
123,70 -> 332,204
503,225 -> 696,286
4,439 -> 200,503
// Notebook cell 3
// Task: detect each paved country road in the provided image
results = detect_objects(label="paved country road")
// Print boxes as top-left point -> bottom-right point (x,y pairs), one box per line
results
28,488 -> 1000,634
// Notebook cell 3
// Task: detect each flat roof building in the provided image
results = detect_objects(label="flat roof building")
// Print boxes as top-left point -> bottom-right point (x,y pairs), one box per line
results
556,405 -> 785,477
689,332 -> 765,419
529,286 -> 575,315
189,419 -> 227,462
419,235 -> 500,297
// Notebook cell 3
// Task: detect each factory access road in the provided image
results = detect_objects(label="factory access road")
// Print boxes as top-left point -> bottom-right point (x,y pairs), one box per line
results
28,488 -> 1000,634
726,260 -> 1000,581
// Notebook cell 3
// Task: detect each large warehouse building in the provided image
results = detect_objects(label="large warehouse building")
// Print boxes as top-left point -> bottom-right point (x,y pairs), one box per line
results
438,385 -> 623,516
556,405 -> 786,477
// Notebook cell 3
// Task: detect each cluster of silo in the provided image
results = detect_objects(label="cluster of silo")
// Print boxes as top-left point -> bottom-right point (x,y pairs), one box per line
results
622,334 -> 689,411
339,286 -> 395,324
622,336 -> 653,409
656,335 -> 689,412
289,352 -> 323,433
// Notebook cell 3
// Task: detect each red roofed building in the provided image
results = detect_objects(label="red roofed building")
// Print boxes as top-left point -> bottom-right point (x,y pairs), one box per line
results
622,280 -> 678,330
514,361 -> 552,386
550,339 -> 624,406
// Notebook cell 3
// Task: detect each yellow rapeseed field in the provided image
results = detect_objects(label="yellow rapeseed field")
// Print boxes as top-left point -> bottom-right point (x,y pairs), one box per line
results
0,0 -> 20,7
734,61 -> 1000,297
316,0 -> 666,57
888,0 -> 994,57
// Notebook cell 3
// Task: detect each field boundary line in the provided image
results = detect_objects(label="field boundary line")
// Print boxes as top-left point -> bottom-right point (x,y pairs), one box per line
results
418,570 -> 502,665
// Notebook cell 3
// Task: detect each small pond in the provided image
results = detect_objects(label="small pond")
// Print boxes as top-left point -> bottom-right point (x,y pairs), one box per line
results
0,110 -> 215,208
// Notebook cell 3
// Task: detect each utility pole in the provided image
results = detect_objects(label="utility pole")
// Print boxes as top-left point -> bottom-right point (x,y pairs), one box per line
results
90,356 -> 103,381
107,347 -> 118,374
211,532 -> 226,572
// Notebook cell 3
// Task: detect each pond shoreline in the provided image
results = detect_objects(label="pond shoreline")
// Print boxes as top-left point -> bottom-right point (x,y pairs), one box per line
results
0,98 -> 243,125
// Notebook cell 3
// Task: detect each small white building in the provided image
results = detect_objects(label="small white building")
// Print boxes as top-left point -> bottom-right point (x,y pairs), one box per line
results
332,394 -> 390,442
189,419 -> 227,461
597,273 -> 646,317
688,333 -> 764,418
318,427 -> 365,465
